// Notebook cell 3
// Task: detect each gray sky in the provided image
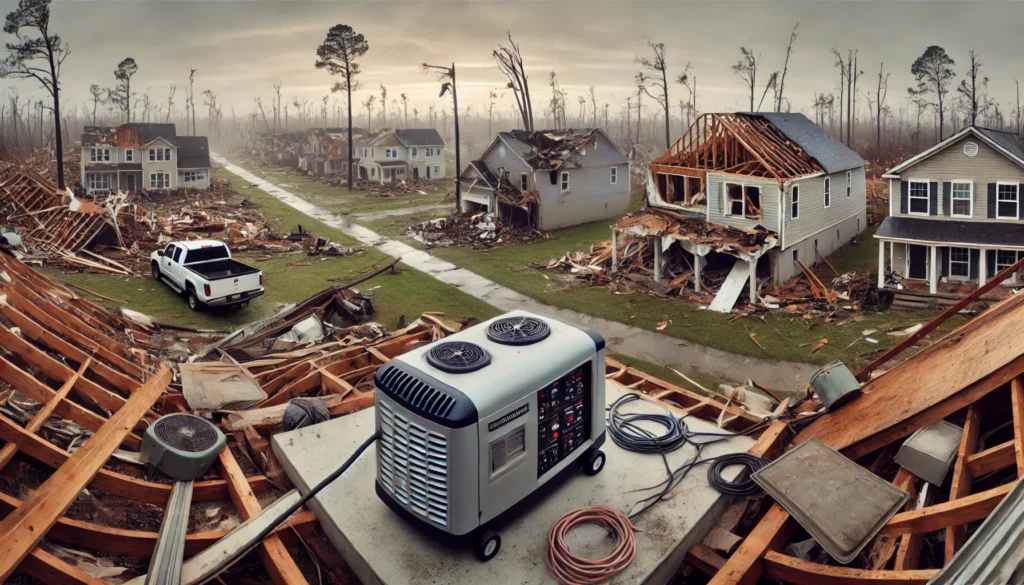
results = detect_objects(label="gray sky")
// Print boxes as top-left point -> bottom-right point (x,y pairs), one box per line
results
3,1 -> 1024,122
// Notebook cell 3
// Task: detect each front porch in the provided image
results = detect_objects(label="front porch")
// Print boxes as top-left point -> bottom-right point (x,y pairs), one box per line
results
876,240 -> 1024,295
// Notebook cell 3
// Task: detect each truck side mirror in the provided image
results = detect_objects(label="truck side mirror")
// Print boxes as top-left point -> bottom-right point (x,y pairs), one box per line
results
156,250 -> 163,257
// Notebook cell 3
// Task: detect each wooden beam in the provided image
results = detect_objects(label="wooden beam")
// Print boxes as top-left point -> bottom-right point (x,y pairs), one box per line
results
218,449 -> 310,585
707,504 -> 793,585
868,468 -> 915,570
19,548 -> 110,585
648,164 -> 708,179
1012,376 -> 1024,476
892,476 -> 923,571
881,481 -> 1013,536
0,358 -> 90,472
763,551 -> 937,585
966,439 -> 1016,477
687,544 -> 727,576
945,404 -> 980,564
0,366 -> 171,582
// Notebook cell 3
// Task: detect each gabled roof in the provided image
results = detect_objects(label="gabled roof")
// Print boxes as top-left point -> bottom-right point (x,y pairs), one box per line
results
395,129 -> 444,147
492,128 -> 627,171
177,136 -> 210,169
749,112 -> 866,173
885,125 -> 1024,176
83,123 -> 177,147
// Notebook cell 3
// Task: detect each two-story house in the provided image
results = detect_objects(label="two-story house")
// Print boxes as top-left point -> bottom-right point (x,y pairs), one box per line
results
878,126 -> 1024,293
354,129 -> 446,183
297,127 -> 365,176
635,112 -> 866,307
458,128 -> 630,230
81,123 -> 210,194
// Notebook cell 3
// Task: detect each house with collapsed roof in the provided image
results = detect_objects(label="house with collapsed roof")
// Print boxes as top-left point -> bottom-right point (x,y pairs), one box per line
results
81,123 -> 210,194
877,126 -> 1024,294
297,127 -> 366,176
458,129 -> 630,230
630,112 -> 867,309
354,129 -> 446,183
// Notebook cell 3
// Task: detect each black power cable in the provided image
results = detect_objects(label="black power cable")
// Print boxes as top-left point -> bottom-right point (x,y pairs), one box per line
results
608,393 -> 688,454
706,452 -> 767,496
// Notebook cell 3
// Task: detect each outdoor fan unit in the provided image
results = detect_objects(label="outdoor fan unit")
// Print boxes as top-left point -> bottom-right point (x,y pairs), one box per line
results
142,413 -> 227,481
374,310 -> 607,562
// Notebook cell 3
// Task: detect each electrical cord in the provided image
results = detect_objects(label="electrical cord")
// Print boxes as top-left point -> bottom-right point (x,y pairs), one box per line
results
546,506 -> 636,585
608,393 -> 688,454
706,452 -> 767,496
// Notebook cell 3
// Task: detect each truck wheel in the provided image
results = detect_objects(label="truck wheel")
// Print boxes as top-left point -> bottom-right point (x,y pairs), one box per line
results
187,290 -> 204,312
151,262 -> 161,281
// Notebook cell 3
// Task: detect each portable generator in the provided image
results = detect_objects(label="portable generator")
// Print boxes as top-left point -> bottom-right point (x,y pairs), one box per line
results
373,310 -> 607,561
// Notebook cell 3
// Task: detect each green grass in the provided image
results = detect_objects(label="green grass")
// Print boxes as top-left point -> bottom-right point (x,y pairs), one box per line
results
818,226 -> 880,275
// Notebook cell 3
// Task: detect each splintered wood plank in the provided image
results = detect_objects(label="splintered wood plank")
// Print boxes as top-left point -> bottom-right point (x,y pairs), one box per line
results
19,548 -> 109,585
687,543 -> 727,576
893,476 -> 922,571
0,366 -> 171,582
707,504 -> 793,585
881,482 -> 1014,536
763,551 -> 937,585
218,449 -> 309,585
945,404 -> 980,564
869,468 -> 916,570
0,358 -> 90,472
1012,377 -> 1024,477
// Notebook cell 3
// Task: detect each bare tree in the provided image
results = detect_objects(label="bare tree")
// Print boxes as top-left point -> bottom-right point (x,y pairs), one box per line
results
379,84 -> 387,129
1017,80 -> 1021,136
400,93 -> 409,127
493,32 -> 534,131
909,45 -> 956,142
272,81 -> 282,132
732,47 -> 759,111
488,90 -> 497,136
88,84 -> 103,125
676,63 -> 696,129
315,24 -> 369,190
165,85 -> 175,123
876,63 -> 889,149
422,61 -> 461,211
832,49 -> 846,140
362,95 -> 375,130
589,86 -> 597,128
635,40 -> 671,148
956,49 -> 992,126
188,66 -> 197,135
775,23 -> 799,112
107,57 -> 137,123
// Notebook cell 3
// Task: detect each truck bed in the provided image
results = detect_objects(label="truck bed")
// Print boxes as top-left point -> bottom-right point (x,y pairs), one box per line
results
185,259 -> 258,281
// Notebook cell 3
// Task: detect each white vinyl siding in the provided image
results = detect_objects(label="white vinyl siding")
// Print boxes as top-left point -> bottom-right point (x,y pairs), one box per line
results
951,181 -> 972,217
997,183 -> 1019,219
908,181 -> 929,215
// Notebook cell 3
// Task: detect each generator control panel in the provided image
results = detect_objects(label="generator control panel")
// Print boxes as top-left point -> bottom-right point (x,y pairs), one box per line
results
537,362 -> 591,476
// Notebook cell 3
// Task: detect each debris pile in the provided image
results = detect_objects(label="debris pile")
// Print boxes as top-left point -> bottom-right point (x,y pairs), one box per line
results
406,211 -> 546,249
354,178 -> 445,198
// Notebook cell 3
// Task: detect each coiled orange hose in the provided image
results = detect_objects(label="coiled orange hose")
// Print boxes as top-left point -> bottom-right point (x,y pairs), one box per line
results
546,507 -> 636,585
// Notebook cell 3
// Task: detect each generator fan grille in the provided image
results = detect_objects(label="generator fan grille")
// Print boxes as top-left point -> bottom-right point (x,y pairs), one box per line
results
426,342 -> 490,374
486,316 -> 551,346
152,414 -> 220,453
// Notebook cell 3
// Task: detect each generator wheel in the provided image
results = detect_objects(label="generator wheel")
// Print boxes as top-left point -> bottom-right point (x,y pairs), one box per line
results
474,529 -> 501,562
583,449 -> 606,476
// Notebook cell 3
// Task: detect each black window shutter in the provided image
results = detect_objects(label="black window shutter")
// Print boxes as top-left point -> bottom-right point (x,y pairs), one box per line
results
941,247 -> 949,277
970,249 -> 980,280
987,250 -> 997,279
900,181 -> 909,214
1019,184 -> 1024,219
929,182 -> 939,215
988,183 -> 997,218
942,182 -> 952,216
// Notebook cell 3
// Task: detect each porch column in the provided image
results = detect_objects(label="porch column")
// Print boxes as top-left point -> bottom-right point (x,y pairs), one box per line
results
694,255 -> 703,293
610,229 -> 618,271
929,245 -> 938,295
978,248 -> 987,288
652,237 -> 663,283
748,259 -> 758,303
878,240 -> 886,289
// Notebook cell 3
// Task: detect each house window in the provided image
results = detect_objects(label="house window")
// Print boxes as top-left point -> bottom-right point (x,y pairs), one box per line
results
520,173 -> 528,191
560,171 -> 569,192
610,167 -> 618,185
792,249 -> 798,265
434,166 -> 440,174
951,182 -> 972,217
90,148 -> 110,162
824,177 -> 831,208
149,148 -> 171,161
412,147 -> 418,157
385,148 -> 397,158
846,171 -> 852,198
997,250 -> 1018,276
950,247 -> 970,278
726,184 -> 762,219
124,149 -> 133,162
183,171 -> 204,182
997,183 -> 1019,219
908,181 -> 929,214
149,172 -> 170,189
791,185 -> 800,219
87,173 -> 110,190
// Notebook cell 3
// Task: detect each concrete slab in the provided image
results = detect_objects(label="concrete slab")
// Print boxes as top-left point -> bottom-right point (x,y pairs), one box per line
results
272,380 -> 754,585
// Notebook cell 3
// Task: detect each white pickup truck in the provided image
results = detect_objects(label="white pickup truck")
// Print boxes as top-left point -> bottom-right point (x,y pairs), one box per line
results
150,240 -> 264,311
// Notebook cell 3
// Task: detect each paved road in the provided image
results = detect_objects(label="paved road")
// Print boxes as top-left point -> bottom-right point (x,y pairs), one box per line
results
214,154 -> 818,391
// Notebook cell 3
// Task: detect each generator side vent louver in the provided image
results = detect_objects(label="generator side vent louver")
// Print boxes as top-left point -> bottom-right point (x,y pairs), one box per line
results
378,366 -> 456,418
490,427 -> 526,473
378,400 -> 449,527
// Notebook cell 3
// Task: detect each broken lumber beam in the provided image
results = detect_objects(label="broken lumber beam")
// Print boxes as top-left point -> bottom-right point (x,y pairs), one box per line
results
0,365 -> 172,582
945,404 -> 980,563
762,551 -> 937,585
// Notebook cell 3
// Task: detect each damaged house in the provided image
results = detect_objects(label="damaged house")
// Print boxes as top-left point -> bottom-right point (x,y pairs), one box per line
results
633,112 -> 866,308
354,128 -> 446,183
459,128 -> 630,229
878,126 -> 1024,294
81,123 -> 211,193
297,127 -> 365,176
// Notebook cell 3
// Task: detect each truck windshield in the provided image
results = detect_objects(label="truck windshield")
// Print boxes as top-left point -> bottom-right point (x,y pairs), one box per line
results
184,245 -> 229,264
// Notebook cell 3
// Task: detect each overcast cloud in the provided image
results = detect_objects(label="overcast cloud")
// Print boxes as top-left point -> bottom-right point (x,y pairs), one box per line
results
2,1 -> 1024,121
